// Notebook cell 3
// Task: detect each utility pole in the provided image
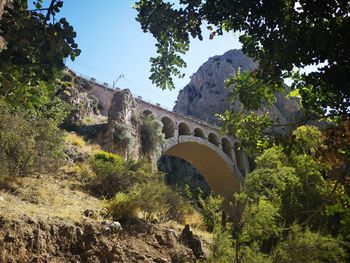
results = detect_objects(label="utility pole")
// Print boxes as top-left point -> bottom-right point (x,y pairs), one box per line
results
112,74 -> 124,89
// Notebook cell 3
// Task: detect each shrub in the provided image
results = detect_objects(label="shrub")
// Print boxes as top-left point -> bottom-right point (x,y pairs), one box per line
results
140,114 -> 164,156
88,151 -> 126,198
93,151 -> 124,165
271,227 -> 346,263
0,105 -> 65,177
199,194 -> 234,263
65,133 -> 86,147
106,192 -> 139,221
199,194 -> 225,232
112,123 -> 135,154
130,181 -> 194,223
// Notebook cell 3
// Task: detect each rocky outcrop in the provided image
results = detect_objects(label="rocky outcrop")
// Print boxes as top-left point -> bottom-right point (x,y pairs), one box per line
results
173,49 -> 303,130
104,89 -> 141,159
179,225 -> 204,259
0,215 -> 196,262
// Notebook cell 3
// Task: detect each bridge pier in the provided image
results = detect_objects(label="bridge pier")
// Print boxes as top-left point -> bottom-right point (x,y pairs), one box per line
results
235,150 -> 250,177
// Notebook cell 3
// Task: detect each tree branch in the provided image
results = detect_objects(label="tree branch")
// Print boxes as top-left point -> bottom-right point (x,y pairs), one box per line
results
45,0 -> 57,21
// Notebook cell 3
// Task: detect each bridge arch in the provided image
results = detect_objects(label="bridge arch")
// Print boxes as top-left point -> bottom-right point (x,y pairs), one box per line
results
161,116 -> 175,139
178,122 -> 191,136
208,133 -> 220,147
222,137 -> 233,160
194,127 -> 206,139
143,109 -> 153,116
160,136 -> 243,199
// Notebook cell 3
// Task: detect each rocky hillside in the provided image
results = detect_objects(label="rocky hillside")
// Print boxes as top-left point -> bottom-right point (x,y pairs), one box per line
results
173,49 -> 303,128
0,214 -> 197,262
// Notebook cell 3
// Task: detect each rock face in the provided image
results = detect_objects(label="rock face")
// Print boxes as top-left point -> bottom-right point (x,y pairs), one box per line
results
173,49 -> 303,129
0,215 -> 196,262
104,89 -> 141,159
179,225 -> 204,259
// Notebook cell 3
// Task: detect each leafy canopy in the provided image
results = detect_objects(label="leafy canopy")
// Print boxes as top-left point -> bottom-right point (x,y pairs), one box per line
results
0,0 -> 80,111
234,125 -> 348,262
135,0 -> 350,115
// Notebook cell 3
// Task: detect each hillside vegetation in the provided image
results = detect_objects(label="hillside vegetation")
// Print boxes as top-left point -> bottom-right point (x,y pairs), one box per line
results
1,1 -> 350,262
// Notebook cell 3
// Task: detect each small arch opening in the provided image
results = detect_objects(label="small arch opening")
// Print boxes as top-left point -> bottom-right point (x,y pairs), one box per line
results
208,133 -> 220,147
143,110 -> 153,116
178,122 -> 191,136
161,116 -> 175,139
222,137 -> 233,159
194,127 -> 206,139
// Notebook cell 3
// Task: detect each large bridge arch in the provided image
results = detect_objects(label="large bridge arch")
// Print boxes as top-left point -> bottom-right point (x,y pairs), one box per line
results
160,136 -> 243,200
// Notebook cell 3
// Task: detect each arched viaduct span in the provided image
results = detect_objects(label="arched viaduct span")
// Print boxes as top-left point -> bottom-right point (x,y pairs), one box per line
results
81,74 -> 249,199
136,98 -> 249,200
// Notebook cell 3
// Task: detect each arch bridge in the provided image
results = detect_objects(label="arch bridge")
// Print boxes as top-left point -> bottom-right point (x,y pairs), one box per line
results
80,74 -> 249,200
136,98 -> 249,200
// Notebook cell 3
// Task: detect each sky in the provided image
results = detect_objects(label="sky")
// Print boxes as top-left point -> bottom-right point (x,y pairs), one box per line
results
53,1 -> 242,109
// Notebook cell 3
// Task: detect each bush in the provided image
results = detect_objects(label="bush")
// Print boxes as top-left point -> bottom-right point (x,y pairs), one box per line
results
65,133 -> 86,147
112,123 -> 135,154
199,194 -> 225,232
0,105 -> 65,177
87,152 -> 162,198
106,192 -> 139,221
88,151 -> 127,198
105,180 -> 196,223
140,114 -> 164,156
93,151 -> 125,165
130,181 -> 194,222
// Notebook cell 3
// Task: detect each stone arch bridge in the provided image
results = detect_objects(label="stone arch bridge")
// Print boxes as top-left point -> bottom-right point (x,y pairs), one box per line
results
135,98 -> 249,200
85,76 -> 249,200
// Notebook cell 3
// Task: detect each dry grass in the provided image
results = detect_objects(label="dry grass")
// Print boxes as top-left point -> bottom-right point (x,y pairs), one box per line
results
65,132 -> 86,147
65,132 -> 101,154
0,174 -> 104,222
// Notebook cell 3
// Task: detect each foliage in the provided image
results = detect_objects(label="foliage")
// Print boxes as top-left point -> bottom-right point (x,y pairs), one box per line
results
129,181 -> 194,223
140,114 -> 165,156
199,194 -> 224,232
106,192 -> 139,221
0,0 -> 80,112
102,161 -> 195,223
233,125 -> 348,261
207,222 -> 234,263
225,69 -> 279,111
271,226 -> 346,263
93,151 -> 125,165
112,122 -> 136,157
198,194 -> 234,262
88,151 -> 127,198
65,133 -> 86,147
219,110 -> 272,157
135,0 -> 350,115
0,102 -> 65,177
134,1 -> 189,90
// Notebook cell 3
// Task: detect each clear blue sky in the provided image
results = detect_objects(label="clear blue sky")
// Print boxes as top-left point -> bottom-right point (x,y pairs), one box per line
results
56,1 -> 242,109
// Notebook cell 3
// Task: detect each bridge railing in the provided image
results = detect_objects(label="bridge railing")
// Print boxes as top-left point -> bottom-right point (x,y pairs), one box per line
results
76,72 -> 221,130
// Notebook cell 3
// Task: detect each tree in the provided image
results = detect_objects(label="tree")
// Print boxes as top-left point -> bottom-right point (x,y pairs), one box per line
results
0,0 -> 80,111
135,0 -> 350,116
234,125 -> 348,262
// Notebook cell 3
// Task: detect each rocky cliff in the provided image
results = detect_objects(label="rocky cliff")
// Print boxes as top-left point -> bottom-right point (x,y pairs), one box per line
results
173,49 -> 303,129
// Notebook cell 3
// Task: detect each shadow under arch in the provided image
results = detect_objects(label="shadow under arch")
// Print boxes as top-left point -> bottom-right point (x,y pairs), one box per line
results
161,116 -> 175,139
159,136 -> 243,200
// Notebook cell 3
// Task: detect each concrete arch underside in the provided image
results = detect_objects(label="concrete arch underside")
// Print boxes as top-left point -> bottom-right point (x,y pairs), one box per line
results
160,136 -> 243,200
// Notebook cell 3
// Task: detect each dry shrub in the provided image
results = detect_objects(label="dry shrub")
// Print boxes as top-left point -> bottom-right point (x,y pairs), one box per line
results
0,108 -> 64,177
65,132 -> 86,147
106,192 -> 139,221
106,180 -> 196,223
